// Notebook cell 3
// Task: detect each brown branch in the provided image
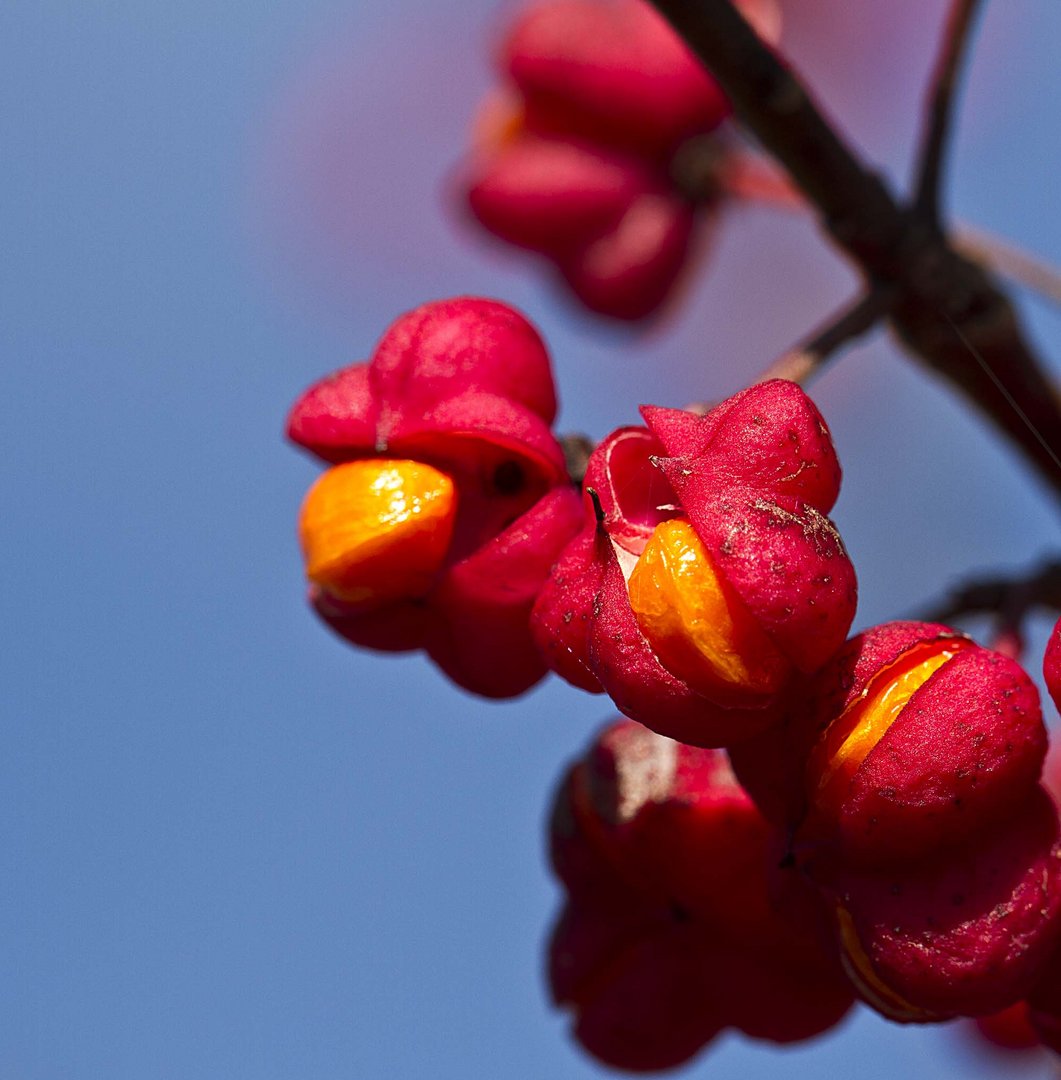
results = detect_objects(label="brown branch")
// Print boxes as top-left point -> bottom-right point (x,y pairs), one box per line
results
912,560 -> 1061,626
913,0 -> 984,226
647,0 -> 905,268
713,148 -> 805,211
955,224 -> 1061,310
756,290 -> 891,386
647,0 -> 1061,505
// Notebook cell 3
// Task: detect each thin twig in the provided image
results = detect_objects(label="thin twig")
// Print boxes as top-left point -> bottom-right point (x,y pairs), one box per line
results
911,559 -> 1061,625
713,139 -> 1061,308
713,143 -> 1061,313
715,150 -> 804,212
670,138 -> 805,210
954,224 -> 1061,309
716,144 -> 1061,311
913,0 -> 985,227
757,290 -> 891,386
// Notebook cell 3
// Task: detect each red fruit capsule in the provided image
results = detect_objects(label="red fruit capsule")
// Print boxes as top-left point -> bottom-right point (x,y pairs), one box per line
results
503,0 -> 734,159
547,718 -> 854,1071
1046,616 -> 1061,714
461,0 -> 782,320
797,621 -> 1048,864
532,381 -> 856,747
818,786 -> 1061,1021
287,297 -> 583,698
970,1002 -> 1041,1052
1029,950 -> 1061,1054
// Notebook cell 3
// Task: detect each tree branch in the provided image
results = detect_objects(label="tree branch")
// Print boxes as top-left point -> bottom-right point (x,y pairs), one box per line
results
647,0 -> 1061,505
563,292 -> 888,471
913,0 -> 984,226
756,289 -> 890,386
653,0 -> 905,266
912,560 -> 1061,626
955,224 -> 1061,310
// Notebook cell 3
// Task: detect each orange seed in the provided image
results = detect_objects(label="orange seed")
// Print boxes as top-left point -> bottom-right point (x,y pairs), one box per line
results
299,458 -> 457,607
627,519 -> 791,700
808,641 -> 970,816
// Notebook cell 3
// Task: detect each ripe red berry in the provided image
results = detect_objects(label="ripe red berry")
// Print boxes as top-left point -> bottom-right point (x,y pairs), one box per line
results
548,718 -> 853,1070
287,297 -> 583,697
815,786 -> 1061,1021
532,380 -> 856,746
790,621 -> 1048,865
1045,615 -> 1061,713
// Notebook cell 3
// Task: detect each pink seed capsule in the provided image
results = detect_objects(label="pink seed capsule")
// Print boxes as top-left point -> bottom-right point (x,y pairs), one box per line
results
796,621 -> 1047,865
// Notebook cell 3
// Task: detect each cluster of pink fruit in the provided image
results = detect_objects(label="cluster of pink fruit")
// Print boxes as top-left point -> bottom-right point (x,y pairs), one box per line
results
463,0 -> 783,320
288,295 -> 1061,1070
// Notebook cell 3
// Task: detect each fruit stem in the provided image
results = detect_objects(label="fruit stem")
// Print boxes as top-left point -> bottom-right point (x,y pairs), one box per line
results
954,224 -> 1061,311
755,289 -> 892,386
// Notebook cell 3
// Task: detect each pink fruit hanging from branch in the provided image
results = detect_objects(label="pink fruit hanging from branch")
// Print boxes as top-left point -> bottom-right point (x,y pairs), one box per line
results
287,297 -> 583,698
532,379 -> 856,747
462,0 -> 782,319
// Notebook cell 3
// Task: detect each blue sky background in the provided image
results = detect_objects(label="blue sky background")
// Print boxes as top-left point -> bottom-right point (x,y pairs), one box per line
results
2,1 -> 1059,1077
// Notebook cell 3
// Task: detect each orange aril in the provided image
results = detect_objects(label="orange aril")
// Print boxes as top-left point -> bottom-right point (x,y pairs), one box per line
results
471,89 -> 527,156
627,519 -> 791,699
299,459 -> 457,607
808,641 -> 969,816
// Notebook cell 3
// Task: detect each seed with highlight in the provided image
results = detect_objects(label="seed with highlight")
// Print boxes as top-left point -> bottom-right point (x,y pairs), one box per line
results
299,459 -> 457,607
807,641 -> 970,819
627,519 -> 791,702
